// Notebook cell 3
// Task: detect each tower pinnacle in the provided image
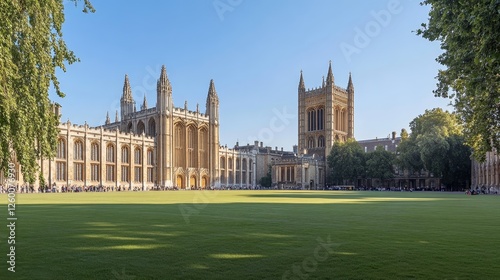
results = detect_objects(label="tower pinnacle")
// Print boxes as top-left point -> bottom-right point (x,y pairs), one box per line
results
299,70 -> 305,91
141,94 -> 148,110
326,60 -> 334,85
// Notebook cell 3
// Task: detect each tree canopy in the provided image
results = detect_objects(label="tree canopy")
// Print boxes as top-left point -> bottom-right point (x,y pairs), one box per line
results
327,138 -> 365,185
417,0 -> 500,161
397,108 -> 471,189
0,0 -> 94,183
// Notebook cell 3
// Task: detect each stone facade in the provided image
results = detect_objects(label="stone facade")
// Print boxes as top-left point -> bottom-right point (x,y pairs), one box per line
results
471,151 -> 500,193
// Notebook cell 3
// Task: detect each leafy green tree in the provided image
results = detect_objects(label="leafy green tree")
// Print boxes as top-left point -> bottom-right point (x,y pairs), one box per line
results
417,0 -> 500,161
398,108 -> 471,189
396,138 -> 423,173
259,164 -> 272,188
366,146 -> 395,187
327,139 -> 365,185
442,135 -> 471,191
0,0 -> 94,183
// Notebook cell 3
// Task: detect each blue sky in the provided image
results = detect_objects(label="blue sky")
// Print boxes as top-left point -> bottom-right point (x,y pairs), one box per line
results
53,0 -> 452,150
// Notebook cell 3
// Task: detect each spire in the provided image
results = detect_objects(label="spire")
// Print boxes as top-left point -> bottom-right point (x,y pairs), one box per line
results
347,72 -> 354,91
122,75 -> 133,101
158,65 -> 170,89
208,79 -> 218,97
322,76 -> 325,88
298,70 -> 305,91
115,110 -> 119,122
105,111 -> 110,125
141,94 -> 148,110
326,60 -> 334,85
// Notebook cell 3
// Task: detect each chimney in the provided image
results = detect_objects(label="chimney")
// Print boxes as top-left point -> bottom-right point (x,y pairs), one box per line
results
392,131 -> 396,140
260,142 -> 263,147
254,140 -> 259,147
281,147 -> 283,152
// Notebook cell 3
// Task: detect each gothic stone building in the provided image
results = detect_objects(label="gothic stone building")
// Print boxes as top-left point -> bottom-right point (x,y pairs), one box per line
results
272,62 -> 355,189
3,65 -> 259,190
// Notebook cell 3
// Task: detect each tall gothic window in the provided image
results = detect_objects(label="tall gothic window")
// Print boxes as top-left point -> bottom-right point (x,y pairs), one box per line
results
121,146 -> 129,164
74,140 -> 83,160
188,126 -> 195,168
318,136 -> 325,148
199,128 -> 208,168
134,148 -> 141,165
308,137 -> 315,149
91,142 -> 99,161
174,124 -> 184,167
106,144 -> 115,163
57,139 -> 66,159
147,149 -> 154,183
317,108 -> 324,131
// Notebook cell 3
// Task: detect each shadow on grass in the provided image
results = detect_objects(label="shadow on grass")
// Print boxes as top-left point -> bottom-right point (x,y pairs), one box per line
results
0,195 -> 496,280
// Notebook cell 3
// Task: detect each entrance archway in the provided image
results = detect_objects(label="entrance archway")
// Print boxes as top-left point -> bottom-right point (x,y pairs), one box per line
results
201,176 -> 208,189
190,176 -> 197,189
176,175 -> 184,189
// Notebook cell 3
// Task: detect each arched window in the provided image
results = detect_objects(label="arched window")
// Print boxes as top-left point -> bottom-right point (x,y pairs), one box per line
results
74,140 -> 83,160
121,146 -> 129,164
134,148 -> 142,165
199,128 -> 208,168
307,137 -> 315,149
220,157 -> 226,169
106,144 -> 115,163
146,148 -> 154,183
137,121 -> 145,135
188,126 -> 196,167
317,108 -> 324,131
57,139 -> 66,159
148,118 -> 156,137
318,136 -> 325,148
91,142 -> 99,161
228,157 -> 233,170
174,124 -> 184,167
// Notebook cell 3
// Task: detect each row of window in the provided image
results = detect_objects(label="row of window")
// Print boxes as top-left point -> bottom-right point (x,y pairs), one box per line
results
219,157 -> 253,170
57,139 -> 153,165
307,136 -> 326,149
55,162 -> 154,183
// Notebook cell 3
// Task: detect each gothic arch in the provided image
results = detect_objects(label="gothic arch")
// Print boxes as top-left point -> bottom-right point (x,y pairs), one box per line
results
137,120 -> 145,135
148,117 -> 156,137
127,122 -> 133,133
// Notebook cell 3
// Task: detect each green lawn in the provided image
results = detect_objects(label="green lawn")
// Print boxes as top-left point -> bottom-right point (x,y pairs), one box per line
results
0,190 -> 499,279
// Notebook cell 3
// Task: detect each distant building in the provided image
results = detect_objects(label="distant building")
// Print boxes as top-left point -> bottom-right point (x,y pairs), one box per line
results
357,132 -> 441,190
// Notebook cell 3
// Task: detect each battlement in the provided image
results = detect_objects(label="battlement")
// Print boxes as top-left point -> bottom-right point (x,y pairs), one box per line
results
58,121 -> 155,141
173,107 -> 209,120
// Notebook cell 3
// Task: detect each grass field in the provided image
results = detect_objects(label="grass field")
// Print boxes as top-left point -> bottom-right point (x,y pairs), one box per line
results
0,190 -> 499,279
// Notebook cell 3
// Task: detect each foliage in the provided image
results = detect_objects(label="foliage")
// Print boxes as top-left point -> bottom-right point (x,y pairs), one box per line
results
259,164 -> 272,188
327,139 -> 365,185
400,128 -> 409,141
365,146 -> 395,185
397,108 -> 471,189
0,0 -> 94,183
417,0 -> 500,161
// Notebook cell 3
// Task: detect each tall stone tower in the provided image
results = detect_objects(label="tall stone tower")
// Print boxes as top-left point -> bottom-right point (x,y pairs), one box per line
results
298,61 -> 354,159
205,79 -> 220,188
156,65 -> 174,187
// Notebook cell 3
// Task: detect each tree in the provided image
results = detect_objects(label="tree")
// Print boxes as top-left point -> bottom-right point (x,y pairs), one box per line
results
417,0 -> 500,161
366,146 -> 395,187
259,164 -> 272,188
397,108 -> 471,189
0,0 -> 94,183
327,139 -> 365,185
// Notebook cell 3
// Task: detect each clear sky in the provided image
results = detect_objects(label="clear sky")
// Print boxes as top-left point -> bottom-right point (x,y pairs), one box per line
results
52,0 -> 452,150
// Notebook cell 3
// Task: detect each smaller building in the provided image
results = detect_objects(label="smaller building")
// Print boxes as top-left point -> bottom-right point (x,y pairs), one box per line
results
357,132 -> 441,190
